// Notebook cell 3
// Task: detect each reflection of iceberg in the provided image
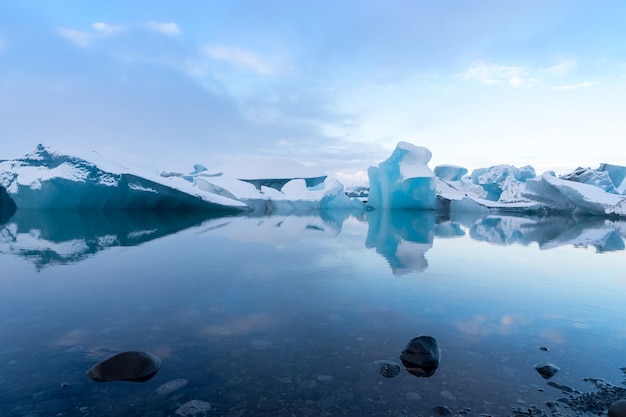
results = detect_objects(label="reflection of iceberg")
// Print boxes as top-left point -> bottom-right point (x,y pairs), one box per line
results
366,210 -> 435,275
365,210 -> 626,274
0,210 -> 225,269
197,212 -> 352,244
462,214 -> 626,252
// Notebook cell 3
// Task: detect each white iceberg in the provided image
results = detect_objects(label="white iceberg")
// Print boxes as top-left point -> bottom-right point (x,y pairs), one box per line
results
0,144 -> 248,211
0,145 -> 365,214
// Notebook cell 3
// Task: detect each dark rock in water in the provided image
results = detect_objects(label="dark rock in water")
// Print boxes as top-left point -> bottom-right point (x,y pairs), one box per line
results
433,405 -> 453,415
539,346 -> 549,351
0,185 -> 17,225
400,335 -> 440,377
609,399 -> 626,417
86,351 -> 161,382
535,362 -> 560,379
547,381 -> 576,393
374,360 -> 401,378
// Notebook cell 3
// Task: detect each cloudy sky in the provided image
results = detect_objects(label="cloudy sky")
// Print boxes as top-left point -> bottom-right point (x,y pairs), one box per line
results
1,1 -> 625,183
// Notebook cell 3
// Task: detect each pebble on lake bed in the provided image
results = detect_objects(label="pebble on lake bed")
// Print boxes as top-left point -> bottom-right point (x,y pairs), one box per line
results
374,360 -> 401,378
534,362 -> 560,379
86,351 -> 161,383
156,378 -> 188,395
400,335 -> 440,378
175,400 -> 211,416
609,399 -> 626,417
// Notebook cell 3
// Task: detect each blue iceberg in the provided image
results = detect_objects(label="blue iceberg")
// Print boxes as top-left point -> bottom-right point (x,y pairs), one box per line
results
367,142 -> 437,210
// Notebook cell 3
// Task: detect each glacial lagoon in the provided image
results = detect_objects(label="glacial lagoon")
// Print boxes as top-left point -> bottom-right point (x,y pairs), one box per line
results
1,209 -> 626,416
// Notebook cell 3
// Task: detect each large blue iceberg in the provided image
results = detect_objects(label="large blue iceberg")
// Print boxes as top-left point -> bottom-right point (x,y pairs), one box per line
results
367,142 -> 437,210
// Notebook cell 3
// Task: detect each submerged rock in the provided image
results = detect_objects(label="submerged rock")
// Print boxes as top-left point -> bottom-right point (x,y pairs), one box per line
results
86,351 -> 161,382
535,362 -> 560,379
433,405 -> 453,415
374,360 -> 401,378
609,399 -> 626,417
175,400 -> 211,416
156,378 -> 188,395
400,335 -> 440,377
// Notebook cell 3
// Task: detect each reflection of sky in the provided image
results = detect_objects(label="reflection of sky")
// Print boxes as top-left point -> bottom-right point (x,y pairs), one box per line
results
2,213 -> 626,413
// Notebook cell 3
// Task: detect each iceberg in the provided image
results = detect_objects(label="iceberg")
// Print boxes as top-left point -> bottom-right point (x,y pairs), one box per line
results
2,142 -> 626,218
171,164 -> 364,214
0,145 -> 364,215
365,142 -> 626,217
0,145 -> 248,212
367,142 -> 437,210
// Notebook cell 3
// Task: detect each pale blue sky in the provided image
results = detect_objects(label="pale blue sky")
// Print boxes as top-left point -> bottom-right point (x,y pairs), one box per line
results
1,0 -> 625,183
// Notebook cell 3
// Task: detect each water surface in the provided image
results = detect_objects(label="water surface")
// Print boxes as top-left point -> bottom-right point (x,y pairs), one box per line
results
1,210 -> 625,416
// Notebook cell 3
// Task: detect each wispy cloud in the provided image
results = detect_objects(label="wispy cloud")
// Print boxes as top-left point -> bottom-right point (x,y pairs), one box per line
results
459,61 -> 536,88
57,22 -> 125,48
202,45 -> 277,74
92,22 -> 125,36
145,22 -> 181,36
544,58 -> 577,76
552,81 -> 597,91
57,27 -> 93,48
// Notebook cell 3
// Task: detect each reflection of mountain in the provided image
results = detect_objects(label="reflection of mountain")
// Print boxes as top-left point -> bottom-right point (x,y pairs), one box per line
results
0,210 -> 229,269
366,210 -> 435,275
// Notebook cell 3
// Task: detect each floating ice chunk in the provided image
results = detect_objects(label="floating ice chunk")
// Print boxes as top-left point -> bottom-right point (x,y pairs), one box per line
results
600,163 -> 626,195
367,142 -> 436,209
470,165 -> 536,201
541,172 -> 626,216
0,145 -> 247,211
561,167 -> 618,194
434,164 -> 468,181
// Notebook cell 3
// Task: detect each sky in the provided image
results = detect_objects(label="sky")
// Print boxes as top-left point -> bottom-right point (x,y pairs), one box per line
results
1,0 -> 626,184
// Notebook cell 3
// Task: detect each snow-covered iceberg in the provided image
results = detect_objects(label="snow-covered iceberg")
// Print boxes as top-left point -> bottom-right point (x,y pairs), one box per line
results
367,141 -> 626,217
0,145 -> 248,212
0,145 -> 364,214
3,142 -> 626,218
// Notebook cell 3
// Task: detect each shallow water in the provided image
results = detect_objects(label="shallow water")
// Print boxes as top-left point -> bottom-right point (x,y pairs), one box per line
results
1,209 -> 626,416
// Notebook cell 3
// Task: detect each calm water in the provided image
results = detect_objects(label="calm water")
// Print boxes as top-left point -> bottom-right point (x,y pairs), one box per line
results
1,209 -> 626,417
